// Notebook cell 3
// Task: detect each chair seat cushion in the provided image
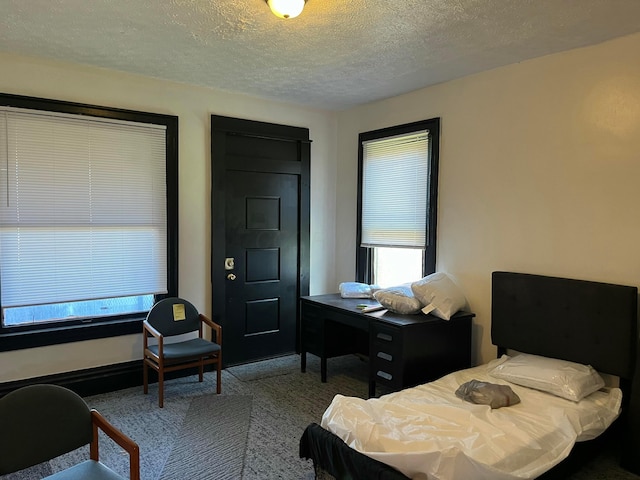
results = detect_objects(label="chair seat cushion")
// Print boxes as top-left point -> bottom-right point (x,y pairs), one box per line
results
45,460 -> 125,480
148,337 -> 221,360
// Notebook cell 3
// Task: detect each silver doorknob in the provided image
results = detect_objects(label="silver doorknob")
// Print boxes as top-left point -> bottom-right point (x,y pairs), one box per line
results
227,273 -> 237,281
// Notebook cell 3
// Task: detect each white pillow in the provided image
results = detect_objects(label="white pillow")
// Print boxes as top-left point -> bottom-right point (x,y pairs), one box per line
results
373,285 -> 422,315
410,272 -> 467,320
488,353 -> 605,402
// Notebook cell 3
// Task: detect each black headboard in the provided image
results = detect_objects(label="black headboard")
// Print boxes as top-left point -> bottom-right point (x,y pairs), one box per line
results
491,271 -> 638,378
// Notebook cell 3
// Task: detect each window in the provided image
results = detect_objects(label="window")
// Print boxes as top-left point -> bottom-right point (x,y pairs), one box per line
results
356,118 -> 440,287
0,94 -> 178,351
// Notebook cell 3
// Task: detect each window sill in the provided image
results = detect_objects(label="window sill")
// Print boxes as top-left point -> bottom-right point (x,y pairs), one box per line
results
0,316 -> 144,352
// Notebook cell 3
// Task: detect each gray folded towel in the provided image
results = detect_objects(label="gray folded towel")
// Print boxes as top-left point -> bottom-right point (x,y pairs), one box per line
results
455,379 -> 521,409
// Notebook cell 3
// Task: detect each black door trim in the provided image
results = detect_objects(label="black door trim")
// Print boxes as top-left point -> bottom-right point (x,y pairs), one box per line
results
227,131 -> 313,144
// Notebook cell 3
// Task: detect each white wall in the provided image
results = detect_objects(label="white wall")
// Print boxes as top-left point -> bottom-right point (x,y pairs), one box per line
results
0,52 -> 338,382
334,33 -> 640,364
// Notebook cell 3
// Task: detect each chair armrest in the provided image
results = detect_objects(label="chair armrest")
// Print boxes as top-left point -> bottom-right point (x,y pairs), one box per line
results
143,320 -> 162,339
199,313 -> 222,345
91,410 -> 140,480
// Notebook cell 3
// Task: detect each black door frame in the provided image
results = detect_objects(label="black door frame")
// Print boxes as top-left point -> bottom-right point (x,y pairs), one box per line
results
210,115 -> 310,367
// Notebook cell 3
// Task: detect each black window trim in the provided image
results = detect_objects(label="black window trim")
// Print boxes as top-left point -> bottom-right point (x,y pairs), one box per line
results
0,93 -> 179,352
355,117 -> 440,284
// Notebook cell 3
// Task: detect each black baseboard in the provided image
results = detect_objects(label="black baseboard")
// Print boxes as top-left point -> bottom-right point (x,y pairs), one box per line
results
0,362 -> 212,398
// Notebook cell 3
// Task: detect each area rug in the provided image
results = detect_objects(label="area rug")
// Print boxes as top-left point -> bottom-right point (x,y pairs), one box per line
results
160,394 -> 252,480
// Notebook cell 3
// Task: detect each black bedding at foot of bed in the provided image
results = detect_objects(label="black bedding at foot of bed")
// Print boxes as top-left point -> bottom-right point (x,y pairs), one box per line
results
300,420 -> 623,480
300,422 -> 410,480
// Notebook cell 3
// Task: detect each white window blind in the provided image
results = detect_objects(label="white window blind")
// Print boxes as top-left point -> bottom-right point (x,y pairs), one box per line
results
0,107 -> 168,308
361,131 -> 430,248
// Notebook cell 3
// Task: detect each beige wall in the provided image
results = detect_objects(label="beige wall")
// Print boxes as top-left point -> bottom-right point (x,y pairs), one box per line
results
0,52 -> 338,382
334,32 -> 640,364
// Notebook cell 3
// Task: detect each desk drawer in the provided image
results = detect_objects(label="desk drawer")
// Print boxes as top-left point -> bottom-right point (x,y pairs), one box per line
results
301,302 -> 325,355
326,309 -> 369,331
370,322 -> 403,388
302,302 -> 368,330
371,323 -> 402,357
372,361 -> 403,389
371,354 -> 402,382
302,315 -> 323,335
301,302 -> 326,331
302,302 -> 325,321
301,299 -> 368,358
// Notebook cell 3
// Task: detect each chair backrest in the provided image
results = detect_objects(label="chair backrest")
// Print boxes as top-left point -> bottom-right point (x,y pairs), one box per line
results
0,384 -> 93,475
146,297 -> 201,337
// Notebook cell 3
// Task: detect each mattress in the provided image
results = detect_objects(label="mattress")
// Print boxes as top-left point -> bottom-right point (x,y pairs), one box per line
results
320,359 -> 622,480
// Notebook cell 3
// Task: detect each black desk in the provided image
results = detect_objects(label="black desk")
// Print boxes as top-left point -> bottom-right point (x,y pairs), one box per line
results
300,294 -> 474,397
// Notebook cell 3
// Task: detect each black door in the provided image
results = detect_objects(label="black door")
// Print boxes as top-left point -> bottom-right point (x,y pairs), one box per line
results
211,115 -> 310,367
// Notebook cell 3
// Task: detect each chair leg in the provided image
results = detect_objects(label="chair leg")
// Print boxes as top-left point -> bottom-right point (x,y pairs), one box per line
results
199,361 -> 204,383
143,361 -> 148,395
158,369 -> 164,408
216,360 -> 222,394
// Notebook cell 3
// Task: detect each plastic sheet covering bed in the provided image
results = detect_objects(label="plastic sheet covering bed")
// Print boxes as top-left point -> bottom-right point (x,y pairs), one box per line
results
319,359 -> 622,480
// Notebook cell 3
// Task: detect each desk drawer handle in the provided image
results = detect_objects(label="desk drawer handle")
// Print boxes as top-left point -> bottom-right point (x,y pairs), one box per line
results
377,352 -> 393,362
376,333 -> 393,342
377,370 -> 393,381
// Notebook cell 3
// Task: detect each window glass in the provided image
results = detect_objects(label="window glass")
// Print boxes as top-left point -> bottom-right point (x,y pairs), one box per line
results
372,247 -> 424,288
4,295 -> 155,326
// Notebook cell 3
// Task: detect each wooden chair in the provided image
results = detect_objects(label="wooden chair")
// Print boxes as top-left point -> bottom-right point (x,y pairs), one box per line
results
0,384 -> 140,479
143,297 -> 222,407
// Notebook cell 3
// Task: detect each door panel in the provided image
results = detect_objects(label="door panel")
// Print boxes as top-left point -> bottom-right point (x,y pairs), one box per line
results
224,171 -> 298,364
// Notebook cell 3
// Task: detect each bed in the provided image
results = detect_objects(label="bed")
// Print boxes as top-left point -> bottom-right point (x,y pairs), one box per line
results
300,271 -> 640,479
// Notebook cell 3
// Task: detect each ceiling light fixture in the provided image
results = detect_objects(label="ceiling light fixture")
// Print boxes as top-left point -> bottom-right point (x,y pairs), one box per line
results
266,0 -> 307,19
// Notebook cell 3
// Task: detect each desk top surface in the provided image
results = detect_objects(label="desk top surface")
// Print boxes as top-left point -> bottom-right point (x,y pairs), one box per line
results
301,293 -> 474,327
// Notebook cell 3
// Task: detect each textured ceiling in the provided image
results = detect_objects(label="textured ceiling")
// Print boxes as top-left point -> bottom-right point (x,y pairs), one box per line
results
1,0 -> 640,110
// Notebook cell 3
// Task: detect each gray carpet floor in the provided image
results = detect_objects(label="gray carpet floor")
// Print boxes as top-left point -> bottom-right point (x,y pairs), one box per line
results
2,354 -> 639,479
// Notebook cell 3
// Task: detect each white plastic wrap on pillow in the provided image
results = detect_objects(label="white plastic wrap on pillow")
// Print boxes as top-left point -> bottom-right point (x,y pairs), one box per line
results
489,353 -> 605,402
321,360 -> 621,480
373,285 -> 422,314
339,282 -> 373,298
411,272 -> 468,320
